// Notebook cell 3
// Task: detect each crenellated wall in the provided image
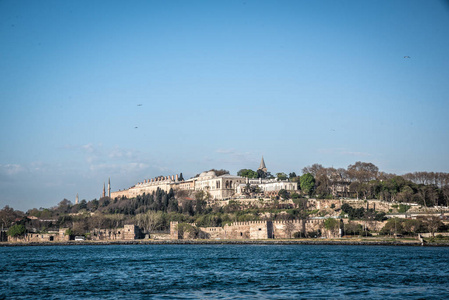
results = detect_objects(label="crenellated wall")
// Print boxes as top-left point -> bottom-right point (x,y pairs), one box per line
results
223,221 -> 271,239
169,219 -> 328,240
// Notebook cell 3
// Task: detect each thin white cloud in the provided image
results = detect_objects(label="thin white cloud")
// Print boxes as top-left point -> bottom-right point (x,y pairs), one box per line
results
0,164 -> 25,176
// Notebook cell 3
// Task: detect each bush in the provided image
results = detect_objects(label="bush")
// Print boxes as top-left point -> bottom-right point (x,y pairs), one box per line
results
344,222 -> 363,235
398,204 -> 411,213
7,224 -> 26,237
176,223 -> 199,239
293,231 -> 304,238
307,230 -> 321,238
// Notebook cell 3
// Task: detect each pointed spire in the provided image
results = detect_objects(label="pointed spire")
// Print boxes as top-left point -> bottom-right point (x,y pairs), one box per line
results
76,193 -> 79,205
258,156 -> 267,172
108,178 -> 111,197
102,182 -> 106,198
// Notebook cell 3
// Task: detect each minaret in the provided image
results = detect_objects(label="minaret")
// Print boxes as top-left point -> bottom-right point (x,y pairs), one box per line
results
108,178 -> 111,197
102,182 -> 105,198
76,193 -> 79,205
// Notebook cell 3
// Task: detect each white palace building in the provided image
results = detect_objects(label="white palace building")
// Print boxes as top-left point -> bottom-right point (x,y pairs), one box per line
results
110,157 -> 297,200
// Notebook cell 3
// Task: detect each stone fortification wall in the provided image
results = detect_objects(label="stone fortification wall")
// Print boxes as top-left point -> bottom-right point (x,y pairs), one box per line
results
421,232 -> 449,238
170,219 -> 327,240
150,233 -> 172,240
272,220 -> 303,239
11,232 -> 58,242
91,228 -> 125,240
308,199 -> 396,214
271,219 -> 326,238
198,227 -> 225,239
343,219 -> 387,232
123,225 -> 139,240
8,228 -> 71,243
223,221 -> 271,239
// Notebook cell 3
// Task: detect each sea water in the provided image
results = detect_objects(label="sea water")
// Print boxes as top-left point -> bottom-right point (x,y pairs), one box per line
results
1,244 -> 448,299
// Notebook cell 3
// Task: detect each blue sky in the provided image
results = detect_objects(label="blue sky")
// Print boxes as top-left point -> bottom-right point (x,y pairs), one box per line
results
1,0 -> 448,211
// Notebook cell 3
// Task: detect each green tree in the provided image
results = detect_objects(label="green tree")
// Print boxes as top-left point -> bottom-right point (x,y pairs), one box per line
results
257,169 -> 267,179
237,169 -> 258,178
291,192 -> 300,200
300,173 -> 315,196
1,206 -> 23,230
302,164 -> 324,177
7,224 -> 26,237
380,218 -> 404,236
276,172 -> 288,181
195,191 -> 207,215
324,218 -> 340,237
278,189 -> 289,200
426,216 -> 443,237
176,223 -> 199,239
403,219 -> 424,235
344,222 -> 363,235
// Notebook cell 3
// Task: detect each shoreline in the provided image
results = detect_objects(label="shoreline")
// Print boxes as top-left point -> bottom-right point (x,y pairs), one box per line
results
2,239 -> 448,247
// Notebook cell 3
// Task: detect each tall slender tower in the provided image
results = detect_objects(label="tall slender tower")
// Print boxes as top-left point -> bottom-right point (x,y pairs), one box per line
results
258,156 -> 267,173
108,178 -> 111,198
102,182 -> 106,198
76,193 -> 79,205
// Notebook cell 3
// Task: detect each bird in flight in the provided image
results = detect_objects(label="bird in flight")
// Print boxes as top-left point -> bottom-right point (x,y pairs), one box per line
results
404,56 -> 411,58
137,104 -> 142,106
134,126 -> 138,129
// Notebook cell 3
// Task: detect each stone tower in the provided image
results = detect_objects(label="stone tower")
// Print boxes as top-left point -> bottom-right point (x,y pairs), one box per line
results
258,156 -> 267,173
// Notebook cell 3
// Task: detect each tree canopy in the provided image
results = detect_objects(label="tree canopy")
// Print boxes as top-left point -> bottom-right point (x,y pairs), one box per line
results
7,224 -> 26,237
300,173 -> 315,196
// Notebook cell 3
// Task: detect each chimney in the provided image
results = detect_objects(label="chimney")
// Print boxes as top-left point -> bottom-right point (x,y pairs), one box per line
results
175,174 -> 179,182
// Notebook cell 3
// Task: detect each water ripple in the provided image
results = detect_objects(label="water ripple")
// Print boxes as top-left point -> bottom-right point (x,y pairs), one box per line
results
1,244 -> 448,299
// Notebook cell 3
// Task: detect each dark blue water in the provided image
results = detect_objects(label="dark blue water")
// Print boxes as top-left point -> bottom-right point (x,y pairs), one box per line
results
0,245 -> 448,299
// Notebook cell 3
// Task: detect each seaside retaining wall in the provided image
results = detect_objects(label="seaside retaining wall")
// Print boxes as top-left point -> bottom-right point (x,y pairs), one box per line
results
169,219 -> 328,240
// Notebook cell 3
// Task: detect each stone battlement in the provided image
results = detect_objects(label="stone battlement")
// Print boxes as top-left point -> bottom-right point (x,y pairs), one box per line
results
169,218 -> 332,240
272,220 -> 302,225
227,221 -> 268,226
